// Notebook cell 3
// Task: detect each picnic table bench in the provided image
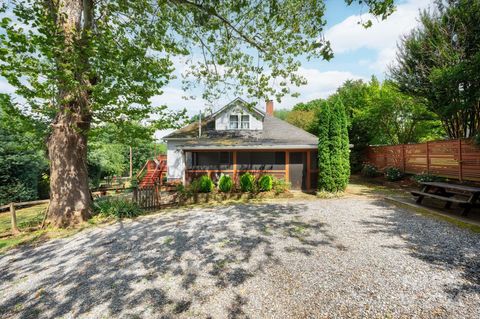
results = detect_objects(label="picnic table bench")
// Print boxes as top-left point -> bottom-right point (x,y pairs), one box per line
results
411,181 -> 480,216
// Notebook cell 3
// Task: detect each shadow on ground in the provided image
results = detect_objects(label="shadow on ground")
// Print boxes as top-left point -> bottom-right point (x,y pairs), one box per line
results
365,199 -> 480,298
0,202 -> 337,318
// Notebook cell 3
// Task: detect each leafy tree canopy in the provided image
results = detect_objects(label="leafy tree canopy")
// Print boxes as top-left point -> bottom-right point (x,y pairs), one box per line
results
389,0 -> 480,138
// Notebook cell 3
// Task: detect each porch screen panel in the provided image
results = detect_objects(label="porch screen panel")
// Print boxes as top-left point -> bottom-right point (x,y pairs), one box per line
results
189,151 -> 233,170
237,151 -> 285,170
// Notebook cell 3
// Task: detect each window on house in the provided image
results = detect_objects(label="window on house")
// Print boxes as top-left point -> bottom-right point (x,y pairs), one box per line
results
229,115 -> 239,129
241,115 -> 250,129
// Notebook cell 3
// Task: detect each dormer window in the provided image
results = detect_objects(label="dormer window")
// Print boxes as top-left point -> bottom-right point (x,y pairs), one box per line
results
241,115 -> 250,129
229,115 -> 239,129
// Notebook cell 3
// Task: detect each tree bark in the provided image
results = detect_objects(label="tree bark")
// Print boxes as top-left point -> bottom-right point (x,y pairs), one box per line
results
47,111 -> 92,227
46,0 -> 93,227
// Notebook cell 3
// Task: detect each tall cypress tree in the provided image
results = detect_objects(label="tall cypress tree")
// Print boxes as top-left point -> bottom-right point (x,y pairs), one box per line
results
337,99 -> 351,191
316,99 -> 350,192
317,101 -> 335,192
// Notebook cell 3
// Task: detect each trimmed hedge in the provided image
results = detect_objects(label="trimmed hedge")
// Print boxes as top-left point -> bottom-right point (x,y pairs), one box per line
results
218,175 -> 233,193
240,173 -> 255,192
258,175 -> 273,192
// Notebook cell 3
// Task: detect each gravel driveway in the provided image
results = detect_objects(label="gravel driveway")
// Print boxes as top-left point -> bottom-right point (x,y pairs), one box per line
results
1,197 -> 479,318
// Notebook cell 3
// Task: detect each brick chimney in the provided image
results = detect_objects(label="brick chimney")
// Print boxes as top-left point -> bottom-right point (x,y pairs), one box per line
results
266,100 -> 274,116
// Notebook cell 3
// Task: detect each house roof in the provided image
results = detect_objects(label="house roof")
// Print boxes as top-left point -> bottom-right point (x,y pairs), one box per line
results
163,99 -> 318,149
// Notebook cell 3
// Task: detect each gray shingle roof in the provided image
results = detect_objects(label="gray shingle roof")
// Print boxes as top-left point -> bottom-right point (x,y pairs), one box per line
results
164,113 -> 318,149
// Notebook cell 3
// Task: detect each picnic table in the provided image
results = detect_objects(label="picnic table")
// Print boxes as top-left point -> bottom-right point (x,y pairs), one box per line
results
411,181 -> 480,216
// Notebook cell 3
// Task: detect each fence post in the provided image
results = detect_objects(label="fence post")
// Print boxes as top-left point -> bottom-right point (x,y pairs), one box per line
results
401,144 -> 406,173
458,139 -> 463,182
426,141 -> 430,174
10,203 -> 20,234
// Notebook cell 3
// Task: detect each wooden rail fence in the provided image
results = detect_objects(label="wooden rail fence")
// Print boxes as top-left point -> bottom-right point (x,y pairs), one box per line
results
365,139 -> 480,182
2,185 -> 163,234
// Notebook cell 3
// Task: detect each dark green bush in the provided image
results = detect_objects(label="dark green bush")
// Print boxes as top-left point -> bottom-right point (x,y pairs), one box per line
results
93,197 -> 143,219
272,177 -> 290,195
240,173 -> 255,192
197,175 -> 214,193
361,164 -> 379,178
218,175 -> 233,193
384,167 -> 403,181
258,175 -> 273,192
412,173 -> 446,183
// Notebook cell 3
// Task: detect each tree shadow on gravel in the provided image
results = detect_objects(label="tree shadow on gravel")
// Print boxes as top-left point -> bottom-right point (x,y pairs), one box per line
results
363,199 -> 480,298
0,202 -> 337,319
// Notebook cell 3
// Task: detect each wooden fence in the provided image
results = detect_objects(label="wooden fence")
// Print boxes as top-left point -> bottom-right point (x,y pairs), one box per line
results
365,139 -> 480,182
133,186 -> 161,210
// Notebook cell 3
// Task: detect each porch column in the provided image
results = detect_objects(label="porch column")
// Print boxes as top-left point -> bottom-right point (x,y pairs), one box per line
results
306,150 -> 311,191
233,151 -> 237,182
181,150 -> 186,185
285,151 -> 290,182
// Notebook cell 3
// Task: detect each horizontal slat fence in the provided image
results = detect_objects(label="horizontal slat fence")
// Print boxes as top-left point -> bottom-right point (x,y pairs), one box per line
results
365,139 -> 480,182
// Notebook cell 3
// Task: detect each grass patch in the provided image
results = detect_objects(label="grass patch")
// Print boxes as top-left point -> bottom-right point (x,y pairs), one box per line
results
163,236 -> 174,245
0,203 -> 120,254
0,203 -> 48,235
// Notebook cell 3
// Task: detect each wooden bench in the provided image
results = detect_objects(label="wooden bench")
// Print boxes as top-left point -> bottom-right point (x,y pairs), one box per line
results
411,182 -> 480,216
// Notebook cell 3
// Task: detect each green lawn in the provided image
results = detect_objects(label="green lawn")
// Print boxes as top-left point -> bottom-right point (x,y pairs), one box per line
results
0,203 -> 48,235
0,203 -> 96,253
0,203 -> 47,252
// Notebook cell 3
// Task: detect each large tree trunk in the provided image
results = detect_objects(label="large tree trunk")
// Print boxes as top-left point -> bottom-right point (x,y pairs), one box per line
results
47,111 -> 92,227
46,0 -> 94,227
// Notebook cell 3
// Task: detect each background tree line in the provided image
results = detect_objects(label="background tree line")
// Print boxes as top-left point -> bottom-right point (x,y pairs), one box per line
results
275,0 -> 480,172
0,94 -> 170,206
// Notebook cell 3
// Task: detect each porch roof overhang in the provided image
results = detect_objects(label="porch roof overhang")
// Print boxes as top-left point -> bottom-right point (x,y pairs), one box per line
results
180,144 -> 318,151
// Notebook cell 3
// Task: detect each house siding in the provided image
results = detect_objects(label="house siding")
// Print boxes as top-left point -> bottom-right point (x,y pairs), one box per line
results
166,140 -> 185,182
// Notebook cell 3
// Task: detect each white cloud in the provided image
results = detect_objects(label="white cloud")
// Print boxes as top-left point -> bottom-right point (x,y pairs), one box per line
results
275,68 -> 365,109
325,0 -> 433,72
0,77 -> 16,94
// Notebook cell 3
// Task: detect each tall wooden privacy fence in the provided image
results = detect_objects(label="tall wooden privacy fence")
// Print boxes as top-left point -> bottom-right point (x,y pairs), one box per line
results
365,139 -> 480,182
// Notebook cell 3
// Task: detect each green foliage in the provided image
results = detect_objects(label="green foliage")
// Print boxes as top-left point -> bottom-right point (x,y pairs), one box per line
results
411,173 -> 446,183
476,134 -> 480,146
390,0 -> 480,138
316,99 -> 350,192
384,167 -> 403,181
258,175 -> 273,192
0,95 -> 49,205
284,99 -> 324,135
196,175 -> 214,193
361,164 -> 379,178
330,99 -> 350,191
93,197 -> 143,219
328,78 -> 444,172
272,178 -> 290,195
317,101 -> 334,191
218,175 -> 233,193
273,109 -> 290,120
240,173 -> 255,193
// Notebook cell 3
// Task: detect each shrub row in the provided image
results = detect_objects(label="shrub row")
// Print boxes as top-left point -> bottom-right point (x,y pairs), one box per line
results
187,173 -> 287,194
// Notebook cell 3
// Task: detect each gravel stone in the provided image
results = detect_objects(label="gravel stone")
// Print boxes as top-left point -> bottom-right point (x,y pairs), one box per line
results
1,197 -> 479,318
